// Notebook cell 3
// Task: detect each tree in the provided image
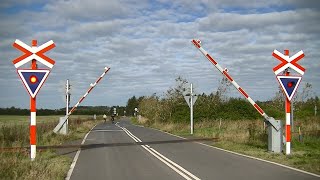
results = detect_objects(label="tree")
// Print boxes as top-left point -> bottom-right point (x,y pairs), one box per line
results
215,76 -> 232,102
126,96 -> 139,116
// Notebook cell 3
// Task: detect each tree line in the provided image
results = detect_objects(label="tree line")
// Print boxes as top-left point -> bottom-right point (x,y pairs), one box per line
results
132,77 -> 319,124
1,76 -> 318,121
0,106 -> 127,116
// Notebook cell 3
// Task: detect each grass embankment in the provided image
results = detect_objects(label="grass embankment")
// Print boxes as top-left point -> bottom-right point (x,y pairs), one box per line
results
132,116 -> 320,175
0,115 -> 102,180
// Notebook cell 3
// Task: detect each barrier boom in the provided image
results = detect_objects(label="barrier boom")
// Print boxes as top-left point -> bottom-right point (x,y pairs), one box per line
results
191,39 -> 280,130
53,67 -> 110,133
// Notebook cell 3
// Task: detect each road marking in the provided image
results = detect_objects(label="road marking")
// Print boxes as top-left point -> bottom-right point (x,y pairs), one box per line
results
92,130 -> 123,132
148,147 -> 201,180
65,124 -> 98,180
146,126 -> 320,178
141,145 -> 193,180
116,123 -> 201,180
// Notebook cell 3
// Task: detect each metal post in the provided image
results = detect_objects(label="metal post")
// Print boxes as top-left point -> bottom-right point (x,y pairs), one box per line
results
291,100 -> 294,132
66,79 -> 69,116
285,97 -> 291,155
66,79 -> 69,134
190,83 -> 194,135
30,40 -> 37,161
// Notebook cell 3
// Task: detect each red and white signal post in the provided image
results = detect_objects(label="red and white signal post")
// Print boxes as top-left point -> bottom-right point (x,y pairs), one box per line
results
272,49 -> 305,155
12,39 -> 55,160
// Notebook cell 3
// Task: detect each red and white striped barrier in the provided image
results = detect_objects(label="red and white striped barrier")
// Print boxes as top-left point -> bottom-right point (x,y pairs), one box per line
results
54,67 -> 110,133
69,67 -> 110,115
191,39 -> 266,118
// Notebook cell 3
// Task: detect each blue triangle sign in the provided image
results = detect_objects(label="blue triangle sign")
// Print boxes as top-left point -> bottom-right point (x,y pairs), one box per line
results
17,69 -> 50,98
276,75 -> 302,101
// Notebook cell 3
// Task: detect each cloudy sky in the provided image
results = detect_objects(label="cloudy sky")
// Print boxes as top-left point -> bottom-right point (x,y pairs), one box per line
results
0,0 -> 319,109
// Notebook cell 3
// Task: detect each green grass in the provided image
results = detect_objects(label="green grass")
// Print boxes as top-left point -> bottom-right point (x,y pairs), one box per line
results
132,117 -> 320,175
0,115 -> 102,180
0,115 -> 93,125
0,150 -> 70,180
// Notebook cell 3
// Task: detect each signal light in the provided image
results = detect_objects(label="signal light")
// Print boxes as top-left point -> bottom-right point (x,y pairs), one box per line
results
287,81 -> 294,88
30,75 -> 38,84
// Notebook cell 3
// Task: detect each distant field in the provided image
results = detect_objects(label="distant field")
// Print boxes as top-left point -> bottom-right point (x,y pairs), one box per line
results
0,115 -> 94,125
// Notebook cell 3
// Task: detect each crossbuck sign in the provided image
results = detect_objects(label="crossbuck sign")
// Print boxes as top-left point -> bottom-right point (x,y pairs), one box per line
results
12,39 -> 55,68
272,50 -> 305,75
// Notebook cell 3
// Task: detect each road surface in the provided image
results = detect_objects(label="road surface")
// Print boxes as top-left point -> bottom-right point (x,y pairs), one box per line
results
66,118 -> 319,180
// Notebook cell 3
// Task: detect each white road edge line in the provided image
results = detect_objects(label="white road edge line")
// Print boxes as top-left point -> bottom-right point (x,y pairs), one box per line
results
65,124 -> 99,180
117,123 -> 201,180
143,125 -> 320,178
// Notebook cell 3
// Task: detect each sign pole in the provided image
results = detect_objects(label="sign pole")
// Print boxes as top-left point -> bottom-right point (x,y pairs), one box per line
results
30,40 -> 37,161
291,100 -> 294,132
190,83 -> 194,135
285,72 -> 291,155
12,39 -> 56,160
284,50 -> 291,155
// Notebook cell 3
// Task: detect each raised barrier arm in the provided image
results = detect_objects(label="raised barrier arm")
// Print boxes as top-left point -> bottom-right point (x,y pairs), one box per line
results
191,39 -> 280,131
53,67 -> 110,133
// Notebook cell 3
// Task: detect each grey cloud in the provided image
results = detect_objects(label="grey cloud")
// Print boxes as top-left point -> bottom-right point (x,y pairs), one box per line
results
0,1 -> 319,109
44,0 -> 130,21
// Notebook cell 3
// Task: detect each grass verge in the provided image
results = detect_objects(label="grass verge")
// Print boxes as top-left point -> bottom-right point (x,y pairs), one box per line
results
131,117 -> 320,175
0,115 -> 102,180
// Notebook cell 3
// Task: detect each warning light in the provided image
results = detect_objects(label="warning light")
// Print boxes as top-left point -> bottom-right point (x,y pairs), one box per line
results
288,82 -> 294,88
30,75 -> 38,84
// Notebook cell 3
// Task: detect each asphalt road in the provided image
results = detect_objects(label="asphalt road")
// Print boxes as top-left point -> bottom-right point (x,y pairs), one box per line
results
67,118 -> 319,180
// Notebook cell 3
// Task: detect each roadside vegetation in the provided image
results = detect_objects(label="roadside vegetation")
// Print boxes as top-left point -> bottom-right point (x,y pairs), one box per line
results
130,76 -> 320,174
0,115 -> 102,180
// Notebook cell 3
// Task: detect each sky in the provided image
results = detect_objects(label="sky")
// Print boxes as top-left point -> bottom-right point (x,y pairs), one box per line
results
0,0 -> 319,109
